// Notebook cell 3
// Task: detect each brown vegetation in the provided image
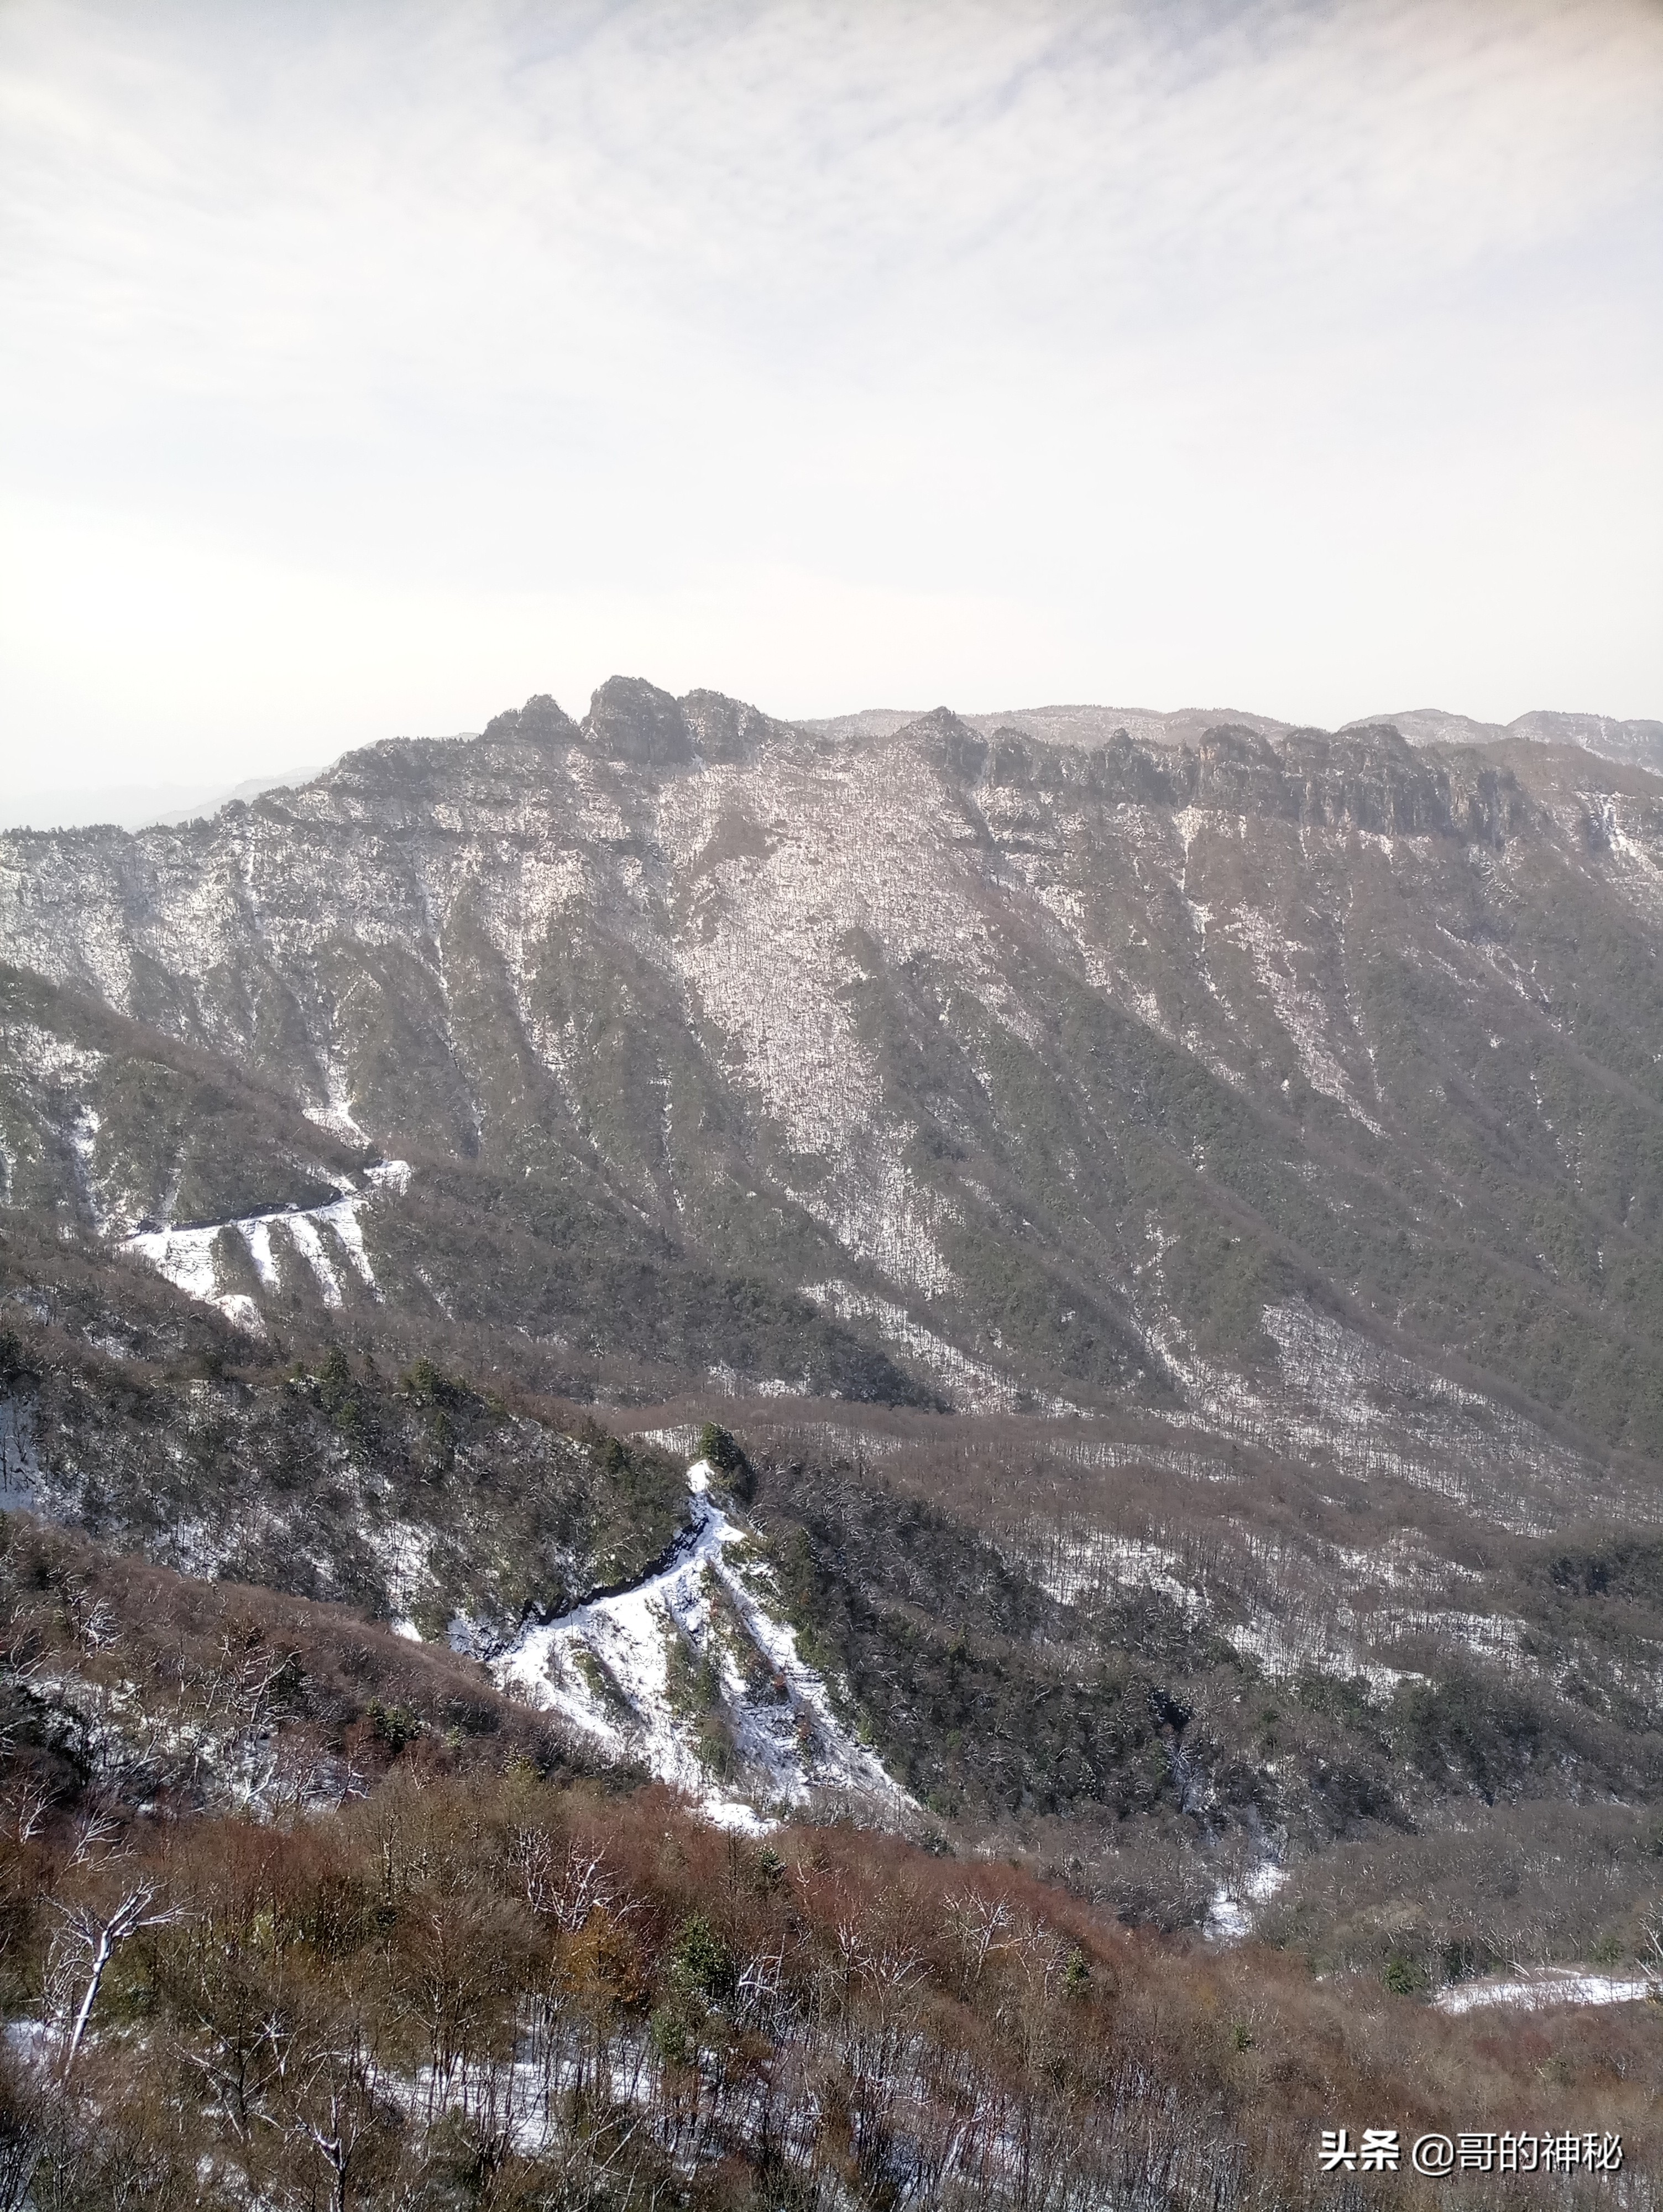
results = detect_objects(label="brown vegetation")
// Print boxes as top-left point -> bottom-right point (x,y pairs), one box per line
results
2,1518 -> 1661,2209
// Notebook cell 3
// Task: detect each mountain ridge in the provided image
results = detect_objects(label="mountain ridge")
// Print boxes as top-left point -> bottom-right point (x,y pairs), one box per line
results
6,676 -> 1663,1465
9,674 -> 1663,2054
13,682 -> 1649,844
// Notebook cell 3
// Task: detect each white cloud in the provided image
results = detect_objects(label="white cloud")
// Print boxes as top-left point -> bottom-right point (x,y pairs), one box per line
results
1,0 -> 1660,785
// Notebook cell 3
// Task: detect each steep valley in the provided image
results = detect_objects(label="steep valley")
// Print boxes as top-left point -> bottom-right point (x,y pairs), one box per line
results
4,680 -> 1663,2204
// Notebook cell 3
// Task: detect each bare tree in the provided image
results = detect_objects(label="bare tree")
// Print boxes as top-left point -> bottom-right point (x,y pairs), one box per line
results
48,1881 -> 176,2079
285,2031 -> 387,2212
2,1775 -> 49,1845
515,1828 -> 617,1931
65,1798 -> 124,1869
1641,1902 -> 1663,1987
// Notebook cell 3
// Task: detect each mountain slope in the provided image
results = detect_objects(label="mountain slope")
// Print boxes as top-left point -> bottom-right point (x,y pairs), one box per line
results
493,1455 -> 914,1829
4,679 -> 1663,1473
9,682 -> 1663,1975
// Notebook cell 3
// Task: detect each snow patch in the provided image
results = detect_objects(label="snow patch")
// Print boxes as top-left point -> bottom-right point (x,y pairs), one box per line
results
1014,1527 -> 1202,1618
803,1280 -> 1082,1416
1230,905 -> 1382,1133
0,1395 -> 40,1512
305,1061 -> 368,1144
492,1462 -> 914,1829
1205,1856 -> 1287,1945
120,1165 -> 411,1328
705,1362 -> 810,1400
360,1517 -> 438,1616
1148,1296 -> 1604,1534
1436,1968 -> 1660,2016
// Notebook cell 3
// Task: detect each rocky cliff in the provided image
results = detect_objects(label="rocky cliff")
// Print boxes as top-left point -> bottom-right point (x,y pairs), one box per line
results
5,676 -> 1663,1465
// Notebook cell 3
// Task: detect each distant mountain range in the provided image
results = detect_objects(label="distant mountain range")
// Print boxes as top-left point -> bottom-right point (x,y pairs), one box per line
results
1344,706 -> 1663,776
8,699 -> 1656,834
809,700 -> 1663,775
6,673 -> 1663,1460
0,764 -> 328,833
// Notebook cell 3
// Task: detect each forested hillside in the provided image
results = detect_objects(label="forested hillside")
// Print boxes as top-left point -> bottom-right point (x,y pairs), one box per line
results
4,1510 -> 1659,2209
3,680 -> 1663,2203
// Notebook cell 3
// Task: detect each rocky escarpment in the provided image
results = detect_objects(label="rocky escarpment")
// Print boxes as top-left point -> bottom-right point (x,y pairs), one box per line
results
927,712 -> 1529,843
1345,704 -> 1663,778
3,677 -> 1663,1468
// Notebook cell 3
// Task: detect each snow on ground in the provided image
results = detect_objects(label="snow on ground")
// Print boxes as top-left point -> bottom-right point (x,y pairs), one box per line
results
632,1423 -> 703,1457
802,1280 -> 1082,1417
1222,1615 -> 1418,1698
1205,1856 -> 1288,1944
1013,1527 -> 1204,1618
0,1394 -> 40,1512
704,1362 -> 811,1400
654,744 -> 1000,1301
491,1462 -> 915,1832
120,1160 -> 410,1330
1228,904 -> 1383,1133
304,1059 -> 369,1144
360,1516 -> 440,1621
1148,1294 -> 1610,1534
1436,1968 -> 1660,2016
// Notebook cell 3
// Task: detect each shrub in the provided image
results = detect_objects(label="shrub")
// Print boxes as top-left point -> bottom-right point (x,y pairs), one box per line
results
669,1913 -> 737,2007
698,1422 -> 755,1505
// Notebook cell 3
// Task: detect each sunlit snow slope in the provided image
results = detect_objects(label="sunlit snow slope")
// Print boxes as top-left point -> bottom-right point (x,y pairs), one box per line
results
122,1161 -> 412,1334
491,1461 -> 914,1830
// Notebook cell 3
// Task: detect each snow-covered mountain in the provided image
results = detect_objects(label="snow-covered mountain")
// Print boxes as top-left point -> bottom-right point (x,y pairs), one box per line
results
6,675 -> 1663,1484
8,675 -> 1663,2031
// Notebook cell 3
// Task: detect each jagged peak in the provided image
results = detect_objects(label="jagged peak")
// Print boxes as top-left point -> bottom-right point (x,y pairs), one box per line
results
678,687 -> 794,763
892,703 -> 980,740
477,680 -> 798,771
582,675 -> 695,767
890,705 -> 990,781
480,692 -> 579,747
1195,722 -> 1283,764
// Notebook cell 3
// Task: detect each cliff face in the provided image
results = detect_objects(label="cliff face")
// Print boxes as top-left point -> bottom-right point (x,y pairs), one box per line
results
5,677 -> 1663,1467
1340,703 -> 1663,777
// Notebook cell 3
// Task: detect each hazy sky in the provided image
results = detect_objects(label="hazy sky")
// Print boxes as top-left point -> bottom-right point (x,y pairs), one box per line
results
3,0 -> 1661,791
